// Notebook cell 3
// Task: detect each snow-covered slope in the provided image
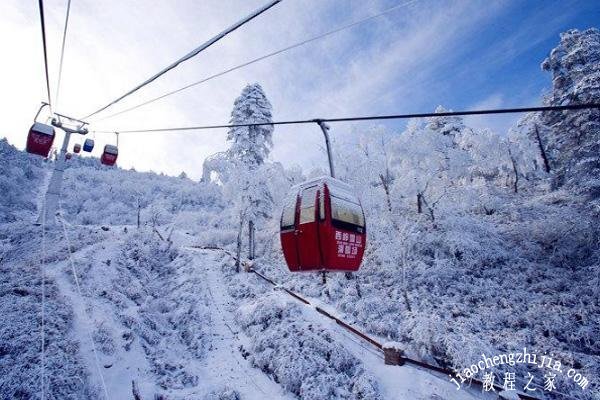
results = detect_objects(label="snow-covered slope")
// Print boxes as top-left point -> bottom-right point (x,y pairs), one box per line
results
0,140 -> 491,399
1,28 -> 599,399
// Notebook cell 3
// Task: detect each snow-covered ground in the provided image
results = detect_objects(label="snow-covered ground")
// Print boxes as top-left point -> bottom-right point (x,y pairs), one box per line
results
2,216 -> 498,399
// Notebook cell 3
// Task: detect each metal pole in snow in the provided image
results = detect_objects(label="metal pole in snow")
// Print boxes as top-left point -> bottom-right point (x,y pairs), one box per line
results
315,120 -> 335,178
37,128 -> 71,226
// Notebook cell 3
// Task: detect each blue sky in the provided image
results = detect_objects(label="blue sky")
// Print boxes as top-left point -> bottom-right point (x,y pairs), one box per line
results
1,0 -> 598,178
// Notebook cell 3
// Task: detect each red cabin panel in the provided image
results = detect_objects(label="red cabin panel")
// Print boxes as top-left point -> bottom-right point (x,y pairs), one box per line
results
101,144 -> 118,166
296,186 -> 322,269
26,123 -> 55,157
280,177 -> 366,273
280,194 -> 300,270
319,183 -> 366,271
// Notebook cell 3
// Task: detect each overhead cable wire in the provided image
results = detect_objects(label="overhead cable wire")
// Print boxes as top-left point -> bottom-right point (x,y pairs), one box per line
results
96,0 -> 419,122
38,0 -> 53,112
91,103 -> 600,134
55,0 -> 73,111
82,0 -> 283,120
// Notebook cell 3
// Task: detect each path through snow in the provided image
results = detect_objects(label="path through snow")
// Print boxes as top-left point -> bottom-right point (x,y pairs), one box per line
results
187,247 -> 493,400
186,247 -> 293,400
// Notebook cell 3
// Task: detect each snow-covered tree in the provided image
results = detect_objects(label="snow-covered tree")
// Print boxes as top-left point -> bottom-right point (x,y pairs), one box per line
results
508,113 -> 551,188
389,108 -> 474,221
226,83 -> 274,167
224,83 -> 275,268
538,28 -> 600,199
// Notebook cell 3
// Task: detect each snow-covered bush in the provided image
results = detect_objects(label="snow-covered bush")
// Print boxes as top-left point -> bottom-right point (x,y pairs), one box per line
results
238,295 -> 381,400
0,138 -> 45,222
110,232 -> 211,390
0,222 -> 97,399
202,386 -> 241,400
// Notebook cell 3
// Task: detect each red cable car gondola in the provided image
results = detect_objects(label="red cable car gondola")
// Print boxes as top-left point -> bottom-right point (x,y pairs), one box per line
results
26,122 -> 55,158
73,143 -> 81,153
101,144 -> 118,166
280,176 -> 366,272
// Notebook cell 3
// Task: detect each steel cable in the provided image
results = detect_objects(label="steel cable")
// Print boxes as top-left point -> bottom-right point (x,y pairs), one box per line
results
82,0 -> 282,120
92,103 -> 600,135
95,0 -> 419,122
55,0 -> 72,111
38,0 -> 53,112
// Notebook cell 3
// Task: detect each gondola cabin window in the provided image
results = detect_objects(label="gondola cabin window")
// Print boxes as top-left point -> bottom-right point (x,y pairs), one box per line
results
330,193 -> 365,233
281,195 -> 296,231
299,186 -> 318,224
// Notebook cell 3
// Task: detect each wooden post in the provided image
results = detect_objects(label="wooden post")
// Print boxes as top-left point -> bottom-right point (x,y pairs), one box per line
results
383,342 -> 404,366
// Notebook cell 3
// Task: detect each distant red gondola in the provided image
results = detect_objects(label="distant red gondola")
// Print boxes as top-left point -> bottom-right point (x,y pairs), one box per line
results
280,176 -> 366,272
101,144 -> 118,166
73,143 -> 81,153
26,122 -> 55,157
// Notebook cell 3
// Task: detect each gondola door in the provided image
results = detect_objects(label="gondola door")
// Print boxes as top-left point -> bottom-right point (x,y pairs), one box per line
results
296,185 -> 321,269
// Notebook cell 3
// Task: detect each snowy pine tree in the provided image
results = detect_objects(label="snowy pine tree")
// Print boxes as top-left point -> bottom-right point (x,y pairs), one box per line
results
226,83 -> 274,166
225,83 -> 275,267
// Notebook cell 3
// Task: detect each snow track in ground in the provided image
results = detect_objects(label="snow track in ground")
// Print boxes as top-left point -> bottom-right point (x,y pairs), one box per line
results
187,247 -> 293,400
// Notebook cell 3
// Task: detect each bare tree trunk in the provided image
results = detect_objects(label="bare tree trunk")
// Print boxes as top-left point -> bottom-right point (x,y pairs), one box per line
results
417,192 -> 434,221
403,291 -> 412,312
508,146 -> 519,193
379,174 -> 393,213
248,220 -> 255,260
534,124 -> 551,173
235,219 -> 243,273
137,199 -> 141,229
152,227 -> 166,242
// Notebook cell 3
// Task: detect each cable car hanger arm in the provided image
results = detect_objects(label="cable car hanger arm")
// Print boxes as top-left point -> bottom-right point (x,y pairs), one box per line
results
37,0 -> 53,112
81,0 -> 283,120
53,112 -> 89,126
91,102 -> 600,134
